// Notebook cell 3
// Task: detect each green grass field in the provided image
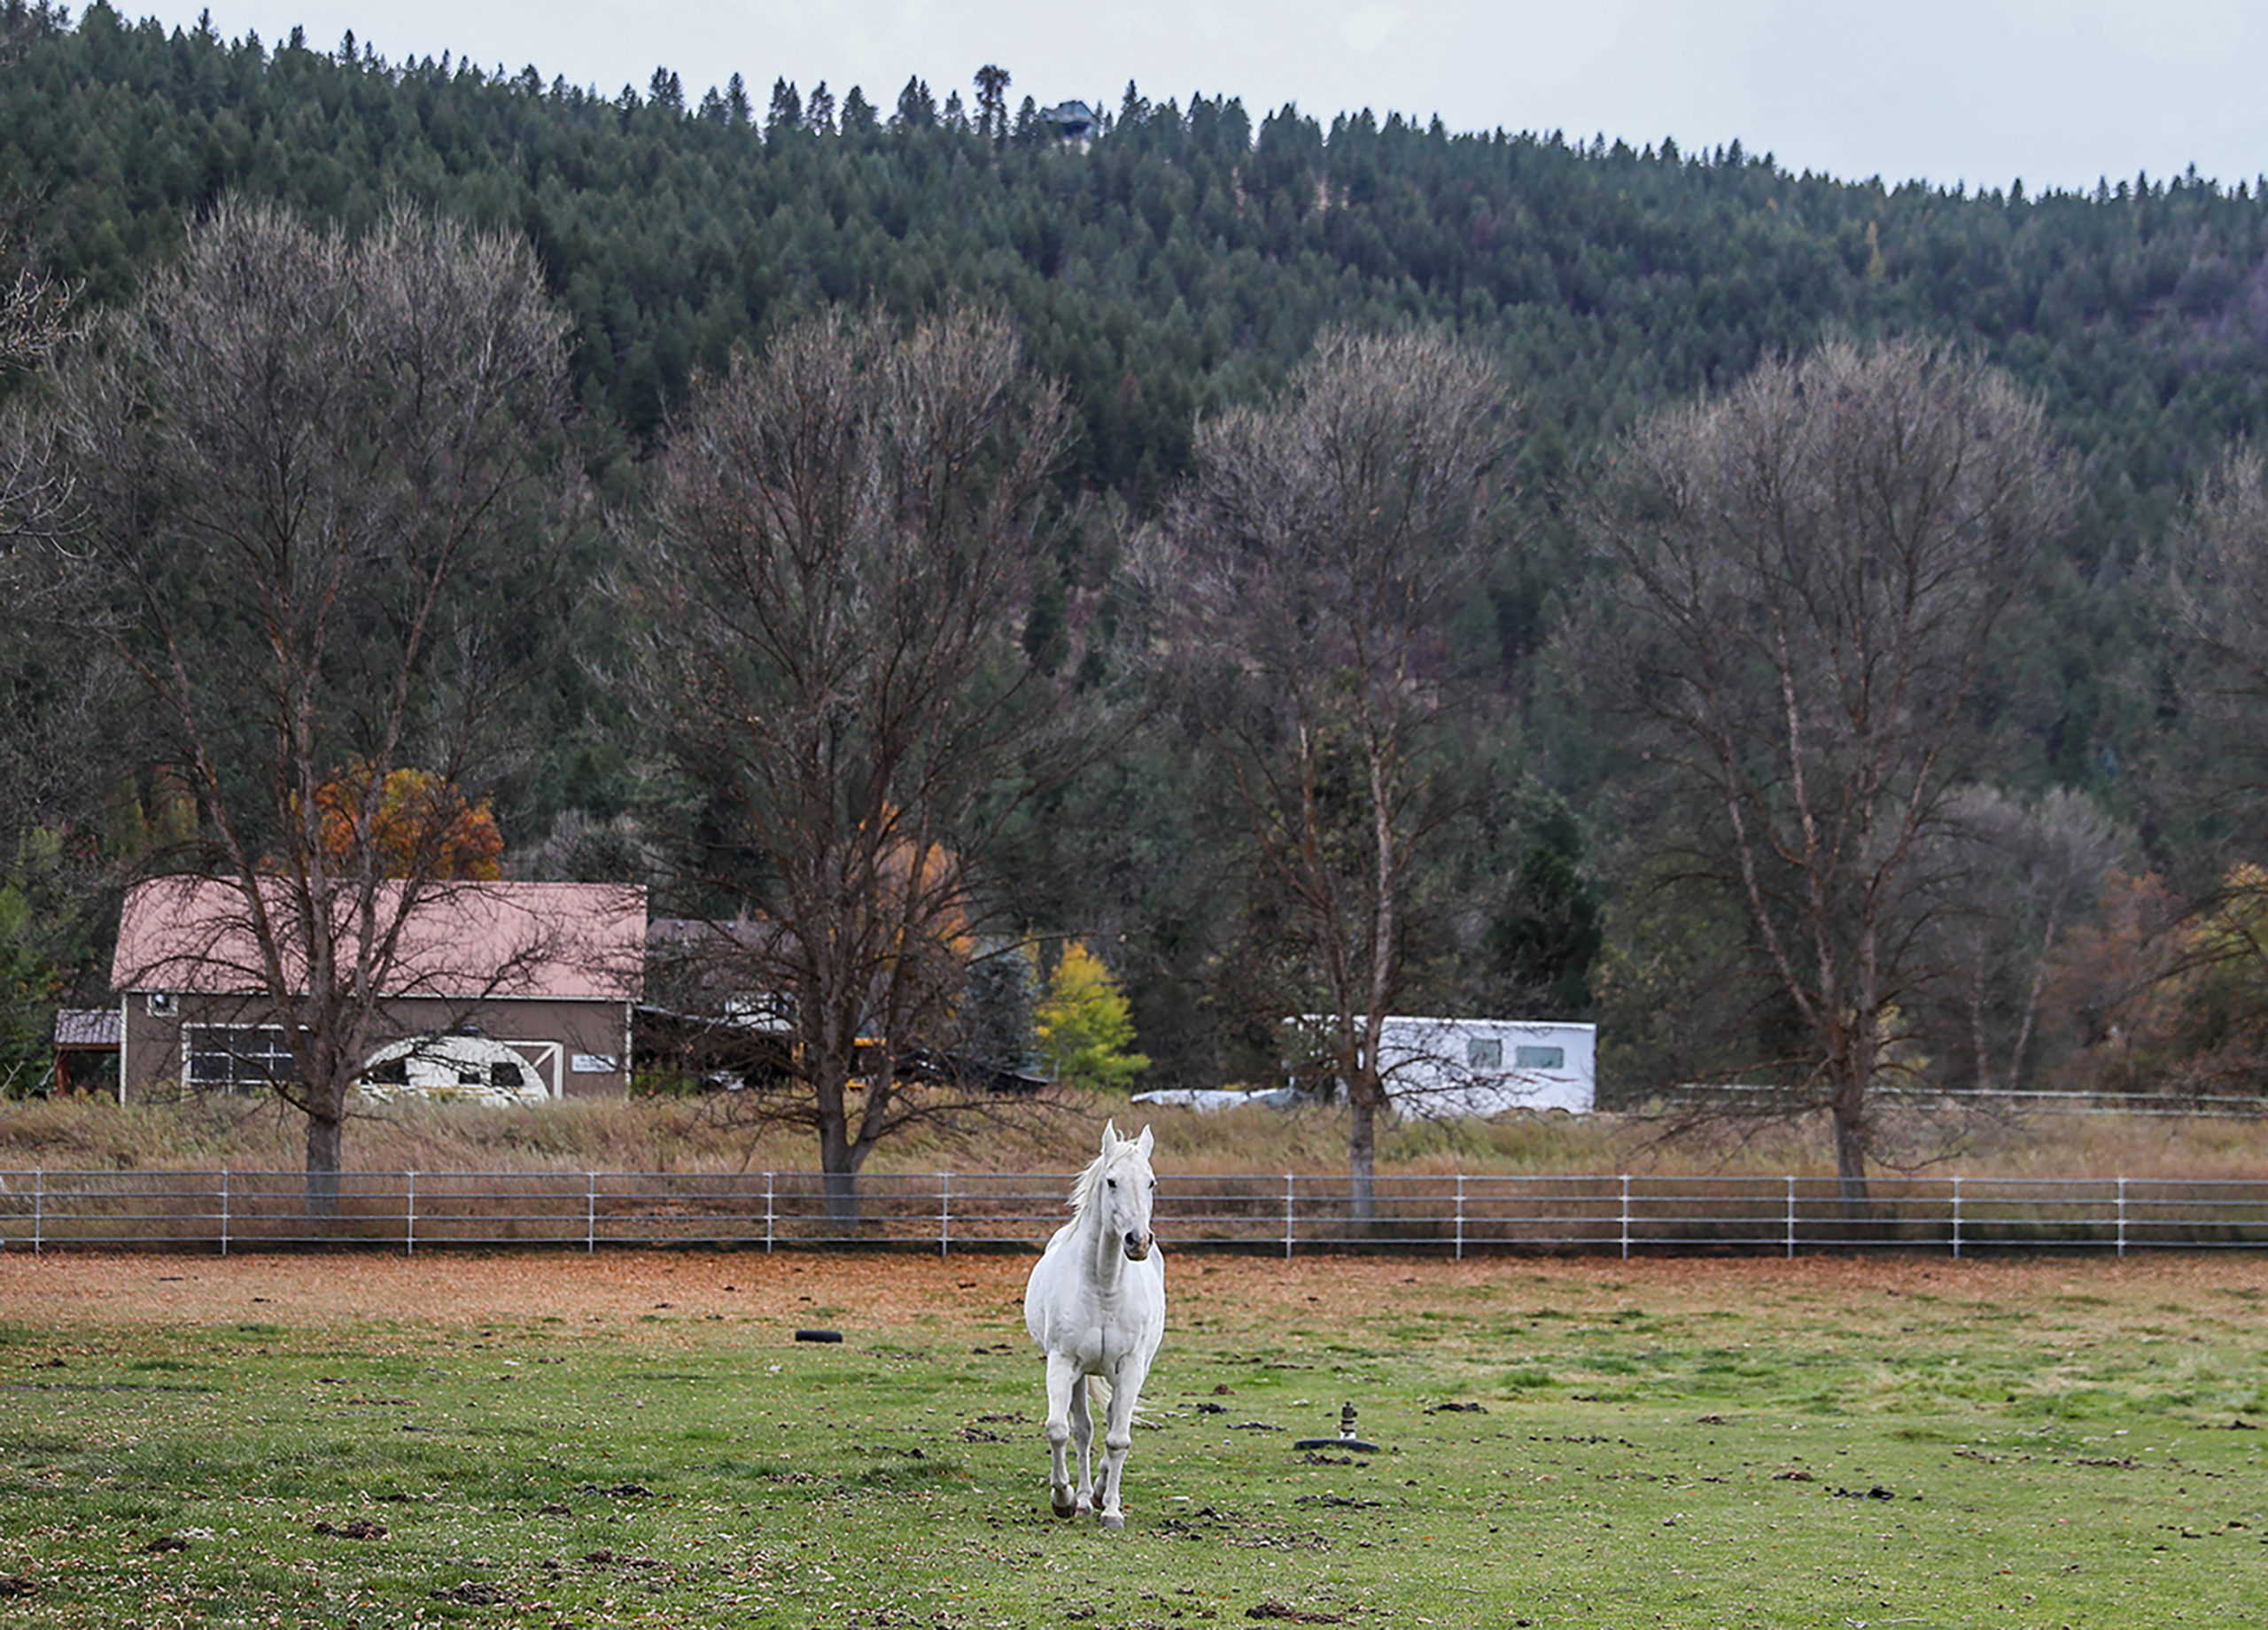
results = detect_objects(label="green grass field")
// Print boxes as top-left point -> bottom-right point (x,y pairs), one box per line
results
1,1251 -> 2264,1628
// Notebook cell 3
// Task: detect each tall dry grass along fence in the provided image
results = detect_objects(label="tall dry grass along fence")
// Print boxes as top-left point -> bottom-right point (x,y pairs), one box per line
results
4,1169 -> 2268,1256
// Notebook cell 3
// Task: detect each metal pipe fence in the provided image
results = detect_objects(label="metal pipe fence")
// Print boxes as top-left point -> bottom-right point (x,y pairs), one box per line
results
6,1169 -> 2268,1256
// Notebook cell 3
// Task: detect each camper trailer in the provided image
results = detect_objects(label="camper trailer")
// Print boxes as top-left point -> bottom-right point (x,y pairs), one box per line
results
1296,1016 -> 1596,1117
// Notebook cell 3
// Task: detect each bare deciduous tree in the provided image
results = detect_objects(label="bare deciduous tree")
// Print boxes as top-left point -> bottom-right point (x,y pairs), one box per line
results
1926,786 -> 2129,1098
0,242 -> 75,539
1169,327 -> 1513,1216
40,199 -> 573,1194
623,306 -> 1083,1219
1574,338 -> 2074,1207
0,214 -> 93,865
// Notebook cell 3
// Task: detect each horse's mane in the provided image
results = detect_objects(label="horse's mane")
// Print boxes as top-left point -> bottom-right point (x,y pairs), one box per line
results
1066,1147 -> 1109,1215
1066,1141 -> 1146,1215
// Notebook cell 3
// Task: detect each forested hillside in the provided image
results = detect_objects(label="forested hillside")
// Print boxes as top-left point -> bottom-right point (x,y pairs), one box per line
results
13,4 -> 2268,508
7,0 -> 2268,1129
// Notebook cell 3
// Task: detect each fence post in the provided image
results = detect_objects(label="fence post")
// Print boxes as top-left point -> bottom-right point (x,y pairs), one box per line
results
406,1170 -> 416,1257
1619,1173 -> 1631,1261
33,1168 -> 42,1256
765,1171 -> 774,1254
221,1168 -> 230,1258
942,1172 -> 951,1258
1952,1176 -> 1962,1260
1455,1174 -> 1465,1262
2117,1176 -> 2127,1259
586,1172 -> 597,1254
1285,1172 -> 1296,1260
1786,1175 -> 1797,1259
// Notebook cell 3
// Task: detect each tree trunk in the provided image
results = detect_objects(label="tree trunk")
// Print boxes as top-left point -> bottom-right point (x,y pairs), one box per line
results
1969,941 -> 1996,1096
2003,899 -> 2061,1097
820,1165 -> 861,1229
817,1080 -> 861,1229
305,1096 -> 342,1221
1348,1083 -> 1378,1223
1831,1089 -> 1872,1227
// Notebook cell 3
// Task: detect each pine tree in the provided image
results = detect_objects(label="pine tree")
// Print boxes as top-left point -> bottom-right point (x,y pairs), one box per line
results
893,75 -> 935,129
766,77 -> 800,136
974,64 -> 1009,144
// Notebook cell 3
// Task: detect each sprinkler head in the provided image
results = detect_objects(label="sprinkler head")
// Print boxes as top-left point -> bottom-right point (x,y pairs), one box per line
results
1293,1399 -> 1379,1454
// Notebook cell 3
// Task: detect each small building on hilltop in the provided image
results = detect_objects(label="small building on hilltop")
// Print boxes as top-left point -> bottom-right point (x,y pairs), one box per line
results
110,876 -> 646,1104
1038,100 -> 1097,144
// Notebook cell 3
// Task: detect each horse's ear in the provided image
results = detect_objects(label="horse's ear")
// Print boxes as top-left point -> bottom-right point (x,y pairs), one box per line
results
1101,1119 -> 1120,1153
1136,1124 -> 1154,1156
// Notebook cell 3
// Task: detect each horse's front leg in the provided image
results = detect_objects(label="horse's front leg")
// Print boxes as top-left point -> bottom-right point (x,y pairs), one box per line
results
1042,1353 -> 1082,1517
1068,1371 -> 1096,1516
1093,1361 -> 1144,1532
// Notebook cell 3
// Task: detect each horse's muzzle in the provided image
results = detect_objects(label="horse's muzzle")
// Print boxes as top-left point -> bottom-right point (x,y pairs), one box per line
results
1122,1230 -> 1153,1261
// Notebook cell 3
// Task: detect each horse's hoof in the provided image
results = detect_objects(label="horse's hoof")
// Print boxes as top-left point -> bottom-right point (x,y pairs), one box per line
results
1098,1511 -> 1124,1532
1051,1494 -> 1076,1518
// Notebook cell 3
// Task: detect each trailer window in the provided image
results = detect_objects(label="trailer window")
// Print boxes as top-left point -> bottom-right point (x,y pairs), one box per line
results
1467,1037 -> 1503,1069
1515,1044 -> 1565,1070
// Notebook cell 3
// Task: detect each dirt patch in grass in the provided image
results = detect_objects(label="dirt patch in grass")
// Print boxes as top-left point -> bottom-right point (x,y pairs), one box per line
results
2,1248 -> 2261,1333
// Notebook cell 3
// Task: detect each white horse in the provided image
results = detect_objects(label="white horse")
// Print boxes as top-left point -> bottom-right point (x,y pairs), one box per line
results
1023,1120 -> 1166,1531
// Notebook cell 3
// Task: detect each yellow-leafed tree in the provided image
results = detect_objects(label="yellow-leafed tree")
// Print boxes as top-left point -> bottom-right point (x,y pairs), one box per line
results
1037,941 -> 1150,1091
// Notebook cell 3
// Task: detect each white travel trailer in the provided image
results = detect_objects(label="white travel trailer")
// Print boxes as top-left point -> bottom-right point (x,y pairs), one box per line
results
1296,1016 -> 1596,1117
356,1033 -> 560,1108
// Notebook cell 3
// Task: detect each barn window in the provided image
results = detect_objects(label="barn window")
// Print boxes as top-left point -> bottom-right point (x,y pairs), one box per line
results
184,1025 -> 296,1089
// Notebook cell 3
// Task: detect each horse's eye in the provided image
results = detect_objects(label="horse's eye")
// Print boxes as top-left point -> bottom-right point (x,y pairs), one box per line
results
1107,1177 -> 1117,1189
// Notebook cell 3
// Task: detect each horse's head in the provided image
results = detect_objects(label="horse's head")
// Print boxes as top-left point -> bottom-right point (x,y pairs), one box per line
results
1096,1120 -> 1158,1261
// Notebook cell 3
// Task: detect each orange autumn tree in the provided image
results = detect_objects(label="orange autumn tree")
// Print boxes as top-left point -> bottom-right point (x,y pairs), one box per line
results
312,765 -> 504,881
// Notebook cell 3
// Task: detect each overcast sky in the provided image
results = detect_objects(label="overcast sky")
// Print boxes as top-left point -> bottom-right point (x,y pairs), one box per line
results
119,0 -> 2268,194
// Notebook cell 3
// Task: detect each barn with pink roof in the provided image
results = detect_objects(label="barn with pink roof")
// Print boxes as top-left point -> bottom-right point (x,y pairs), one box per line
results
110,878 -> 647,1105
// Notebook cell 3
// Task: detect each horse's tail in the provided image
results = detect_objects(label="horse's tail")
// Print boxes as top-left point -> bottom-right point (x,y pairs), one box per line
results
1088,1372 -> 1146,1425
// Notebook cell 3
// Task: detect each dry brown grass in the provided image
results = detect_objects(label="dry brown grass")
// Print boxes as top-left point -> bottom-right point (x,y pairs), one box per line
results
4,1088 -> 2267,1177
